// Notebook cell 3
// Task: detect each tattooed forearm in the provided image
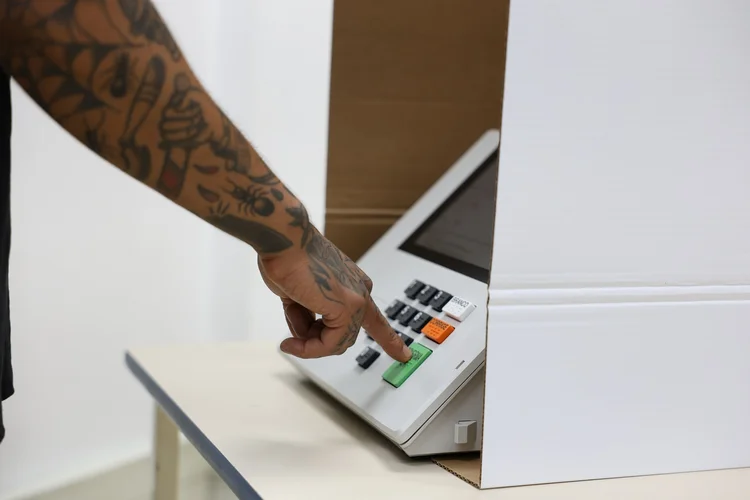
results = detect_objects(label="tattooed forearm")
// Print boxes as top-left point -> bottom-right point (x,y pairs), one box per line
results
0,0 -> 312,255
119,0 -> 181,61
286,203 -> 312,247
120,55 -> 165,180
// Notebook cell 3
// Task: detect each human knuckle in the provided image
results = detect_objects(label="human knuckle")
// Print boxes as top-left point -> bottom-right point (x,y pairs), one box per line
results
362,274 -> 373,290
350,294 -> 367,309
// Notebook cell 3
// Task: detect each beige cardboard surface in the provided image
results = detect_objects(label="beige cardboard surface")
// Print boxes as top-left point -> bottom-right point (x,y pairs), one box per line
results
325,0 -> 509,486
325,211 -> 399,261
325,0 -> 508,259
433,454 -> 482,488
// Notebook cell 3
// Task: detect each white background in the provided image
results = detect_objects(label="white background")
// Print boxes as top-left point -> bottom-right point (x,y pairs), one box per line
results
0,0 -> 333,498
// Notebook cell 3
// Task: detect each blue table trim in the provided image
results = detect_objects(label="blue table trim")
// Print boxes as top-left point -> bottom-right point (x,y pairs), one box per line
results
125,352 -> 263,500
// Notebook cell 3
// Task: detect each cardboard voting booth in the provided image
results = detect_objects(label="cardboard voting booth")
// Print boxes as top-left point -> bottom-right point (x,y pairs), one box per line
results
294,0 -> 750,490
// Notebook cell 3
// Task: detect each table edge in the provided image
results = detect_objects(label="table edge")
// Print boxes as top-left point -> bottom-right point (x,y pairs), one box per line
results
124,351 -> 264,500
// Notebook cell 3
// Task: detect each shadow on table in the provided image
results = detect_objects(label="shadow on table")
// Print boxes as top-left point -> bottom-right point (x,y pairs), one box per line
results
273,370 -> 444,473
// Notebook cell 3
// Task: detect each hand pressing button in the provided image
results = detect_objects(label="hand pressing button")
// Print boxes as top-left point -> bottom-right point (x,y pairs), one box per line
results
382,343 -> 433,388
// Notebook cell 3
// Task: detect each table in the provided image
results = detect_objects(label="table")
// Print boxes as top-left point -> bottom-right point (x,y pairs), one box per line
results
126,342 -> 750,499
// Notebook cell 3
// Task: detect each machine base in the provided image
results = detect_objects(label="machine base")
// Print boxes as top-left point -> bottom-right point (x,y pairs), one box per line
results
401,365 -> 485,457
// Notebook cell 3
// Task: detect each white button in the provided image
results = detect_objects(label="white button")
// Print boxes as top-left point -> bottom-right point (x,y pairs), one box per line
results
443,296 -> 475,322
454,420 -> 477,444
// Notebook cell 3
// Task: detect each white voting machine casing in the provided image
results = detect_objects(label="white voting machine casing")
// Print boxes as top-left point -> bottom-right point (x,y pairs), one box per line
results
285,130 -> 499,456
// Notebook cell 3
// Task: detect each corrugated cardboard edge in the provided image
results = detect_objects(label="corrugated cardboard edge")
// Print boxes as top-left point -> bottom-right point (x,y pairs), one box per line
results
432,454 -> 482,488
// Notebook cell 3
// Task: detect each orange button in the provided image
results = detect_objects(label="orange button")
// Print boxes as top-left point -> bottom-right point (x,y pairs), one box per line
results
422,318 -> 455,344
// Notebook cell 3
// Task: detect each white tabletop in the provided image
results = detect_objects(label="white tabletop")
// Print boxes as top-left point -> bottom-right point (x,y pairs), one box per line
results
125,342 -> 750,499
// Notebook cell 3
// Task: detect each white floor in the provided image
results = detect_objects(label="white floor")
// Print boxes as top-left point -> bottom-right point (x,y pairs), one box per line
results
24,444 -> 237,500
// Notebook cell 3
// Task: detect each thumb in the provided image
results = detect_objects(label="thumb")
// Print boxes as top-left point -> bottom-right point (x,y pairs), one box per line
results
362,297 -> 412,363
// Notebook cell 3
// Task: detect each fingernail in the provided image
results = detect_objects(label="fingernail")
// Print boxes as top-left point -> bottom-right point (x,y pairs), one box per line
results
280,341 -> 291,354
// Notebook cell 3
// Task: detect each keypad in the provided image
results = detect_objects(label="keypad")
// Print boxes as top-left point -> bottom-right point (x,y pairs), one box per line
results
369,278 -> 476,382
408,312 -> 433,333
385,300 -> 406,320
404,280 -> 426,299
356,347 -> 380,369
443,296 -> 476,322
417,286 -> 438,305
382,343 -> 432,388
422,318 -> 455,344
396,306 -> 419,326
429,291 -> 453,312
398,332 -> 414,346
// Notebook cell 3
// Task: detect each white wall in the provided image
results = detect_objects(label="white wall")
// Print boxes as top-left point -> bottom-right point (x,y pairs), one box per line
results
0,1 -> 333,498
209,0 -> 333,340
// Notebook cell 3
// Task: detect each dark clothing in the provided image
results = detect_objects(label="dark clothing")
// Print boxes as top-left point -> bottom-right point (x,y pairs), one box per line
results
0,69 -> 13,444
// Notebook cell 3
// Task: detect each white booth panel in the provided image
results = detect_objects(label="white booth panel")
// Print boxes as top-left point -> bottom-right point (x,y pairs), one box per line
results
491,0 -> 750,289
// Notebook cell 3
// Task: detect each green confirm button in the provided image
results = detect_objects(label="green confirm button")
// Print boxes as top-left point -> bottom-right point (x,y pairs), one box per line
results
382,343 -> 433,388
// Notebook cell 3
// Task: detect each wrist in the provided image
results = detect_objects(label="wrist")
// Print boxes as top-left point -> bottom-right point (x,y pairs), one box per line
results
255,188 -> 315,258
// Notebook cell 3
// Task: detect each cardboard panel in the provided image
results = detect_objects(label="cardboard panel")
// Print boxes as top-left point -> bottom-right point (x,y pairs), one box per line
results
324,0 -> 509,488
326,0 -> 508,230
433,454 -> 482,488
325,212 -> 400,261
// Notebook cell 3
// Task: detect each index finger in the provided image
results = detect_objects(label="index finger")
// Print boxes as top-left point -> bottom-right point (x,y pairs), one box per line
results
361,298 -> 412,363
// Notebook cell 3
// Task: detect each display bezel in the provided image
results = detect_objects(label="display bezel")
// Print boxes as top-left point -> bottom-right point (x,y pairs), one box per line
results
398,150 -> 499,284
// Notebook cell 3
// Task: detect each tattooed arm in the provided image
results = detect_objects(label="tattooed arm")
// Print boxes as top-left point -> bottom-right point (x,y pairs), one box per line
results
0,0 -> 411,362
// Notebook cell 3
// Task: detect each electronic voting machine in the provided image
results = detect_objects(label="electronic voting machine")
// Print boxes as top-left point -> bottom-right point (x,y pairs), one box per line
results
286,130 -> 499,457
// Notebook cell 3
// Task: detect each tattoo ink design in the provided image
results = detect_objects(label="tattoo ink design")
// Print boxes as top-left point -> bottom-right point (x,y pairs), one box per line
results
208,115 -> 248,173
197,184 -> 220,203
305,229 -> 369,303
99,51 -> 138,99
207,114 -> 282,186
120,55 -> 165,181
207,214 -> 293,254
194,164 -> 220,175
209,200 -> 230,217
271,189 -> 284,201
83,111 -> 118,159
119,0 -> 181,61
156,73 -> 206,198
1,0 -> 132,118
286,204 -> 313,247
224,180 -> 275,217
287,202 -> 369,303
309,260 -> 340,304
333,307 -> 364,354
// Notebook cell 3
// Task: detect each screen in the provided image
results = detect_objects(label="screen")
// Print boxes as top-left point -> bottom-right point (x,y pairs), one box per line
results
399,151 -> 499,283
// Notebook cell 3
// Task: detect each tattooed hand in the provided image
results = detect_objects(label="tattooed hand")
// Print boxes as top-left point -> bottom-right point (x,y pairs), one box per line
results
258,226 -> 412,363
